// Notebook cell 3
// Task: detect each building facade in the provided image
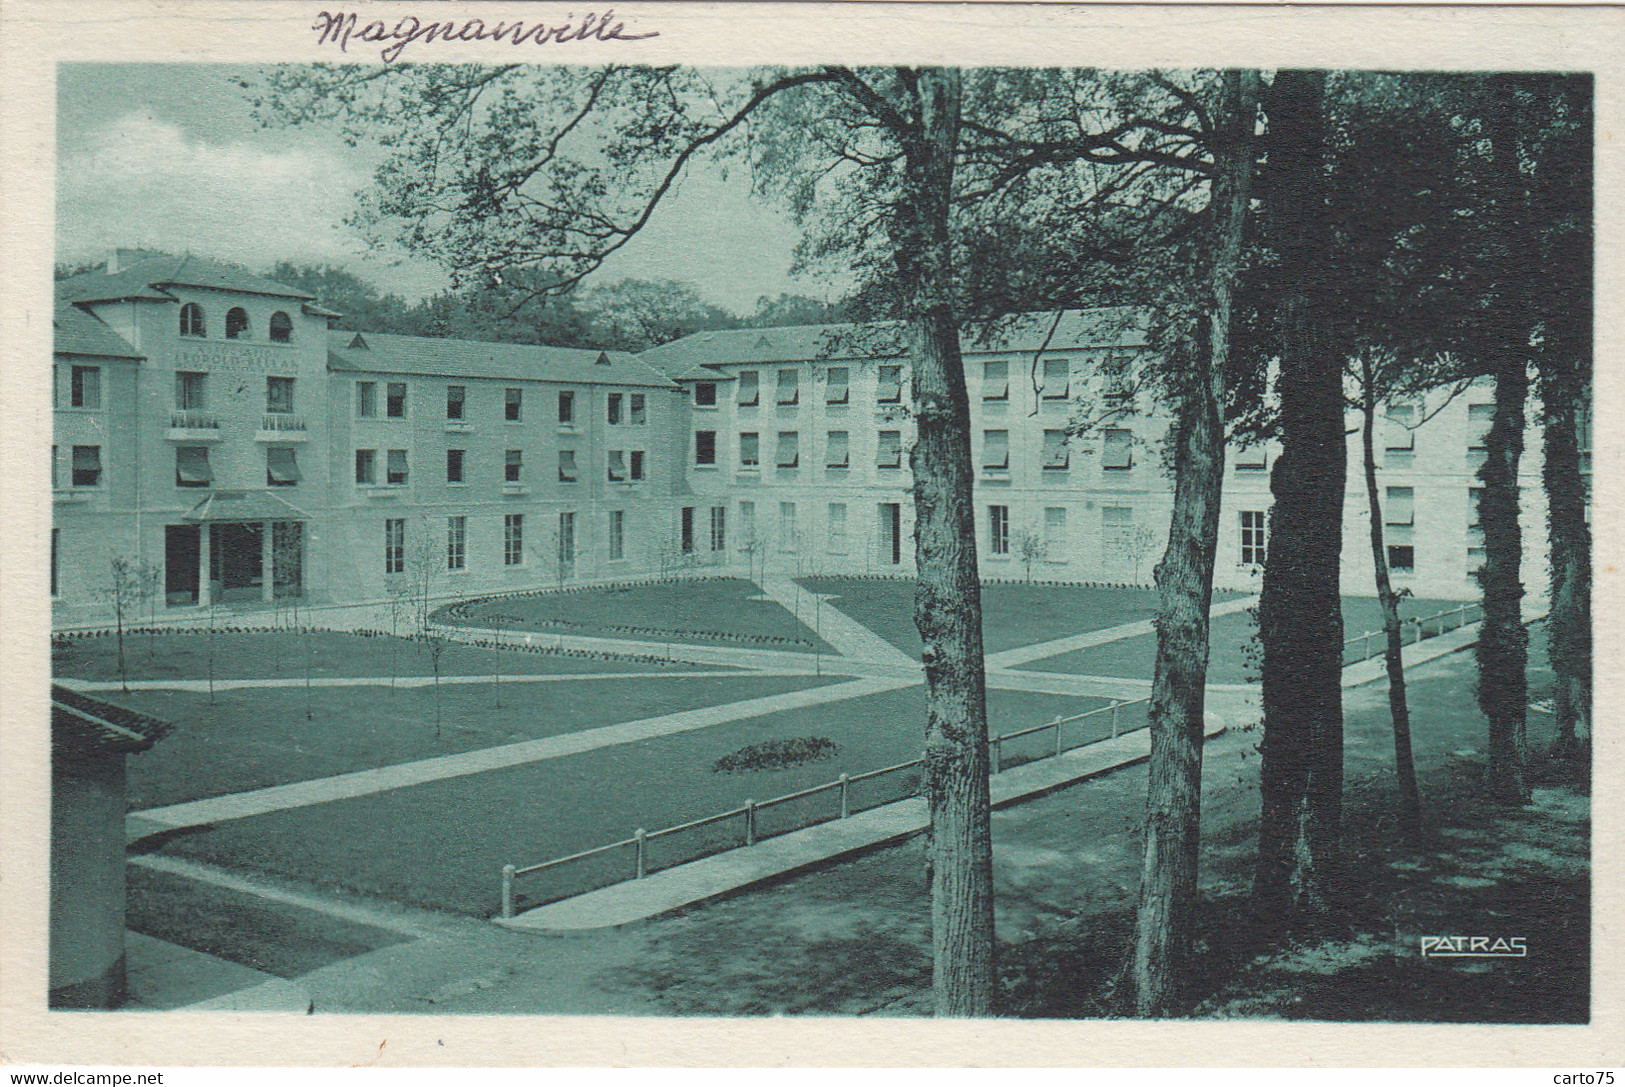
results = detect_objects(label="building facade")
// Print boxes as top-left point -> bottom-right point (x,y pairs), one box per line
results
52,251 -> 1567,626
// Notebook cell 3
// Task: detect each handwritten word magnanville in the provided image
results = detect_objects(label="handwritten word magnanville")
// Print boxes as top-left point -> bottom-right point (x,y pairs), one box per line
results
312,11 -> 659,63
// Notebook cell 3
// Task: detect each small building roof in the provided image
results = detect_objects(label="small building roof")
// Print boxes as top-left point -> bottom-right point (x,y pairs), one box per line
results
53,301 -> 142,360
639,308 -> 1150,380
57,252 -> 315,305
51,684 -> 172,759
327,330 -> 676,389
181,489 -> 313,523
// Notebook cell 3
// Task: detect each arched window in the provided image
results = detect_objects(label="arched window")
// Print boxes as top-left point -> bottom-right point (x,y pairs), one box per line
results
269,311 -> 293,344
225,307 -> 250,340
179,303 -> 206,338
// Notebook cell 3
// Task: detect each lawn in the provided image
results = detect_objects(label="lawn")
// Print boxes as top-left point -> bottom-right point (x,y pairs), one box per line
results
52,628 -> 709,685
119,672 -> 845,810
435,577 -> 834,653
797,577 -> 1247,659
150,683 -> 1128,917
1024,595 -> 1471,682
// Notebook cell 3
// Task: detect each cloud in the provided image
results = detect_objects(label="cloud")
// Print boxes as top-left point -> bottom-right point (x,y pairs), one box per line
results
56,113 -> 374,273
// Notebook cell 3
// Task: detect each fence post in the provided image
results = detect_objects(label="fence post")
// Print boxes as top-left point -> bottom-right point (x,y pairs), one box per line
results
1053,715 -> 1064,757
839,773 -> 850,819
745,800 -> 757,846
501,864 -> 515,920
1414,618 -> 1423,645
634,828 -> 647,879
1364,631 -> 1372,659
1110,701 -> 1120,739
993,733 -> 1003,774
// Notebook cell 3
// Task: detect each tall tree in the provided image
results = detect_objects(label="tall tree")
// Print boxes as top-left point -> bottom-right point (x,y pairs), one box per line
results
1123,69 -> 1259,1015
1254,70 -> 1347,919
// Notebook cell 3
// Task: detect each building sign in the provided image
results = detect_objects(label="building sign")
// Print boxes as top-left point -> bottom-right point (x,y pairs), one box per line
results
178,344 -> 295,376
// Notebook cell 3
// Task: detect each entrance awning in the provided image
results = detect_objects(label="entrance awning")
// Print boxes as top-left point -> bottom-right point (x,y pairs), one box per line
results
182,490 -> 310,522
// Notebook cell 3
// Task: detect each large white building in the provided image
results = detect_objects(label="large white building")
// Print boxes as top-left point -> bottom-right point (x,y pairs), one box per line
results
52,250 -> 1568,627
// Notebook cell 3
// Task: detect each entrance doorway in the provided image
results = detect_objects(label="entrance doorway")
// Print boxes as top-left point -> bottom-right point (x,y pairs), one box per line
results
165,524 -> 199,606
211,523 -> 264,603
877,503 -> 901,566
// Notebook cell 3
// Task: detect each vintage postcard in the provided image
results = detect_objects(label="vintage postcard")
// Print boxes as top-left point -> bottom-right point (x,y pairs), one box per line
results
1,0 -> 1619,1071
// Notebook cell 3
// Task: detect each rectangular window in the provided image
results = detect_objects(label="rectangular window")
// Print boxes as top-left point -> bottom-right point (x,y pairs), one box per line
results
51,528 -> 58,597
695,431 -> 717,466
447,516 -> 466,571
779,502 -> 798,552
1386,404 -> 1416,451
505,449 -> 523,483
386,448 -> 408,486
776,431 -> 800,469
710,506 -> 727,551
695,382 -> 718,407
558,449 -> 579,483
1468,403 -> 1495,450
1469,487 -> 1484,528
1102,428 -> 1133,470
630,450 -> 645,480
777,368 -> 799,405
1042,358 -> 1070,400
1101,354 -> 1134,401
982,430 -> 1010,471
266,376 -> 295,414
356,381 -> 377,418
446,385 -> 465,420
51,444 -> 57,490
737,370 -> 759,406
266,446 -> 301,487
1235,444 -> 1267,471
386,382 -> 407,418
1387,544 -> 1415,573
826,366 -> 849,405
739,432 -> 760,468
385,518 -> 405,575
1386,486 -> 1415,526
1044,506 -> 1067,555
877,430 -> 902,469
828,503 -> 848,554
505,387 -> 523,422
876,364 -> 902,404
607,449 -> 627,482
1240,510 -> 1267,567
989,505 -> 1010,555
504,514 -> 524,566
983,361 -> 1009,401
175,371 -> 208,411
70,365 -> 101,409
607,393 -> 623,424
1103,505 -> 1134,565
826,430 -> 850,469
558,390 -> 575,424
630,394 -> 646,425
175,445 -> 212,488
609,510 -> 625,560
71,445 -> 101,487
355,449 -> 377,485
739,500 -> 756,548
1042,429 -> 1069,470
681,506 -> 696,553
558,512 -> 576,565
447,448 -> 465,483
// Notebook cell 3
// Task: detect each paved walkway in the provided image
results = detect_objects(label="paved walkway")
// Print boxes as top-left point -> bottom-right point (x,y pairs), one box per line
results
754,574 -> 918,666
986,594 -> 1259,670
502,712 -> 1229,932
126,675 -> 914,836
60,667 -> 794,695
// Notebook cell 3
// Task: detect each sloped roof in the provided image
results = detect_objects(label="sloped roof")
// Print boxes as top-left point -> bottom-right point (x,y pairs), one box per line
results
327,329 -> 676,388
53,301 -> 142,360
51,684 -> 172,759
181,489 -> 313,523
639,308 -> 1149,379
57,252 -> 315,305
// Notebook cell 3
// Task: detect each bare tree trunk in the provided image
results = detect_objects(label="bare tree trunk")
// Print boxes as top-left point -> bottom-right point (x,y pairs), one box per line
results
898,67 -> 996,1017
1256,69 -> 1347,920
1123,68 -> 1258,1017
1478,77 -> 1532,807
1542,356 -> 1591,768
1360,354 -> 1422,837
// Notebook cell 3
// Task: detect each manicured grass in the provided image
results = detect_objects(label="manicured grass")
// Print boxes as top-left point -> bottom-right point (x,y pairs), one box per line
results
437,578 -> 834,653
53,628 -> 704,684
796,577 -> 1247,659
120,672 -> 845,810
155,683 -> 1126,917
1025,595 -> 1471,683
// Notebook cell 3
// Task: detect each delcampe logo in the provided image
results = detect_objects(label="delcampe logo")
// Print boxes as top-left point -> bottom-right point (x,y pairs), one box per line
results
1419,935 -> 1528,958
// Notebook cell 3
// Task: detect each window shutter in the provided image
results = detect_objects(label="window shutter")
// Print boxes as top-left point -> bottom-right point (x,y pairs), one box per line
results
983,430 -> 1009,470
826,367 -> 849,404
776,431 -> 799,468
267,446 -> 301,484
983,361 -> 1009,400
826,430 -> 850,468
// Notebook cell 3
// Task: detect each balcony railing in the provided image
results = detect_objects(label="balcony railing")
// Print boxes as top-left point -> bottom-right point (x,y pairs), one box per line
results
261,413 -> 307,432
169,409 -> 218,430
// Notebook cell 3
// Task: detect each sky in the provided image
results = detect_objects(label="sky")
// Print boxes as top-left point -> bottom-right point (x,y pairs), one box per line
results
55,64 -> 823,315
